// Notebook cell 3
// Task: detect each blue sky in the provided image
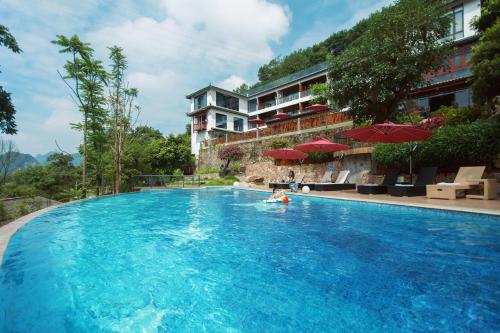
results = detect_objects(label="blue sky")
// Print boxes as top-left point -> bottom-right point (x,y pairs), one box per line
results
0,0 -> 391,154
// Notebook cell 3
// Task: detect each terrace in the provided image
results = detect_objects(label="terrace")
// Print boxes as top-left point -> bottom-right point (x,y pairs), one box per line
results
207,110 -> 351,146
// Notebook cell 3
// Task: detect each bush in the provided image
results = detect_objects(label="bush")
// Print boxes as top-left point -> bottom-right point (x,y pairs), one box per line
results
13,198 -> 43,219
431,105 -> 481,125
173,168 -> 183,176
373,120 -> 500,172
231,162 -> 241,173
0,201 -> 5,221
197,167 -> 219,174
270,138 -> 288,149
307,152 -> 333,163
0,183 -> 37,198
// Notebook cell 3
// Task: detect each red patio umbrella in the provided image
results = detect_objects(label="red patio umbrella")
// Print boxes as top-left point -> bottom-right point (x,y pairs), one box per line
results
343,122 -> 432,143
305,104 -> 329,112
264,148 -> 308,160
344,122 -> 432,181
294,139 -> 350,152
248,118 -> 265,126
272,112 -> 290,120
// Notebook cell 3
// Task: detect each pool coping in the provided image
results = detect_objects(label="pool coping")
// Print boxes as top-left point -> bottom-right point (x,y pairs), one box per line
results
1,187 -> 498,267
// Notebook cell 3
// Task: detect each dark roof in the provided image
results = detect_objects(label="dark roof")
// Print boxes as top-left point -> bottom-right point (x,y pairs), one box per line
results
187,105 -> 249,117
185,85 -> 247,99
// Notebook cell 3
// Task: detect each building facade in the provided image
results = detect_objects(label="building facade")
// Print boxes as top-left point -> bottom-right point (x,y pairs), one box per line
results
186,0 -> 481,156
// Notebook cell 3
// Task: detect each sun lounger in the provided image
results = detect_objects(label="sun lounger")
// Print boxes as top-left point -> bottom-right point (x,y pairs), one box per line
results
268,171 -> 289,189
387,167 -> 437,197
426,166 -> 485,199
357,169 -> 399,194
313,170 -> 356,191
301,170 -> 333,191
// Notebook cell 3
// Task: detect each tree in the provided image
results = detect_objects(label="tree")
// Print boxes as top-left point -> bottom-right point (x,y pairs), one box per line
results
0,25 -> 21,134
148,133 -> 194,174
0,138 -> 17,185
326,0 -> 452,124
217,145 -> 243,176
233,83 -> 249,94
52,35 -> 108,197
470,0 -> 500,105
107,46 -> 140,194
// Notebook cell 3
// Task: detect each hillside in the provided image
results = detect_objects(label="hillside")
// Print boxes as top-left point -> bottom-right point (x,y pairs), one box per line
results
1,152 -> 39,173
246,17 -> 369,90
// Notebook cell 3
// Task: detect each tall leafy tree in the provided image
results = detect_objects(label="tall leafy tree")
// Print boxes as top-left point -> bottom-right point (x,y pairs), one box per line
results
470,0 -> 500,105
0,25 -> 21,134
52,35 -> 107,197
107,46 -> 140,193
326,0 -> 452,124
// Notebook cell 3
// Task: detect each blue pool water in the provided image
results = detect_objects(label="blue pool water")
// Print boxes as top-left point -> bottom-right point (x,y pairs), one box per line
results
1,188 -> 499,332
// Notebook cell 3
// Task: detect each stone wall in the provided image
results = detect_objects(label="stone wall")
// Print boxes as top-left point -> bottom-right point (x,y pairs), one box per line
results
197,127 -> 372,184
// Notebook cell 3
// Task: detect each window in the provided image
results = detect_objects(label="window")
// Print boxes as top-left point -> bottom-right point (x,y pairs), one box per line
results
248,99 -> 257,112
216,92 -> 239,111
447,6 -> 464,40
215,113 -> 227,129
193,93 -> 207,110
233,117 -> 244,132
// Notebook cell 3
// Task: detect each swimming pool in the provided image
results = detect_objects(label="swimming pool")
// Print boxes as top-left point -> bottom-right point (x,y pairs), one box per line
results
1,188 -> 499,332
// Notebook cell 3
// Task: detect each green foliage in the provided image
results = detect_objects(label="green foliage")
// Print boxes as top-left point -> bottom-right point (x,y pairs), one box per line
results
197,167 -> 218,174
0,152 -> 79,200
393,112 -> 423,125
471,0 -> 500,33
0,201 -> 5,221
172,168 -> 183,176
233,83 -> 249,94
307,152 -> 333,164
431,105 -> 481,125
230,162 -> 240,173
255,19 -> 368,86
203,175 -> 239,186
0,25 -> 21,134
148,133 -> 195,174
309,83 -> 329,105
327,0 -> 452,124
470,16 -> 500,104
373,120 -> 500,171
270,138 -> 288,149
13,198 -> 42,219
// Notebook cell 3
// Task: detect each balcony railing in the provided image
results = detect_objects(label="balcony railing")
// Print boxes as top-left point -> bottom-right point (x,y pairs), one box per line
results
210,111 -> 350,145
193,122 -> 207,131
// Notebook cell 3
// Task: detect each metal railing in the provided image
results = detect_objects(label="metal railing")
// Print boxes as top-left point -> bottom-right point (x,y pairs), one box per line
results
132,175 -> 201,189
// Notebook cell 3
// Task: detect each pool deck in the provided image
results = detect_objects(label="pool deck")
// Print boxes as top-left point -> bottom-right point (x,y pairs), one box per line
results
1,188 -> 499,266
239,185 -> 500,216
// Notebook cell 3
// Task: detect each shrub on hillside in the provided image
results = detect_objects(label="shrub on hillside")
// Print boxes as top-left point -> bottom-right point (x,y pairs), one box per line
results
431,105 -> 482,125
270,138 -> 288,149
373,120 -> 500,172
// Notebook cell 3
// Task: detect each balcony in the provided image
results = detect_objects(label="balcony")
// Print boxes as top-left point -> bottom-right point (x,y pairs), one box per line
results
193,121 -> 207,131
211,111 -> 351,145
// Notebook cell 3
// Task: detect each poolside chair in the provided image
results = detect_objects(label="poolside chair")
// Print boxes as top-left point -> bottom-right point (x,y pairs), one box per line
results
426,166 -> 485,200
268,170 -> 289,189
301,170 -> 333,191
387,167 -> 437,197
357,169 -> 399,195
313,170 -> 356,191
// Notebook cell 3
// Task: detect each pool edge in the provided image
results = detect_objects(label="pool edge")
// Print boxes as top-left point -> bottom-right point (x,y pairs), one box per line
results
0,205 -> 59,267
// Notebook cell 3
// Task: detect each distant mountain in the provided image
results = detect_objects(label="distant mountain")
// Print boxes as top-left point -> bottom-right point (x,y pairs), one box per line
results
34,151 -> 57,165
2,152 -> 39,173
35,151 -> 82,166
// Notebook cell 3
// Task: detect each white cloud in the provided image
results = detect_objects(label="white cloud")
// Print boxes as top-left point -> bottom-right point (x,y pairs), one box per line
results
292,0 -> 393,50
14,96 -> 82,154
216,75 -> 246,91
0,0 -> 291,153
